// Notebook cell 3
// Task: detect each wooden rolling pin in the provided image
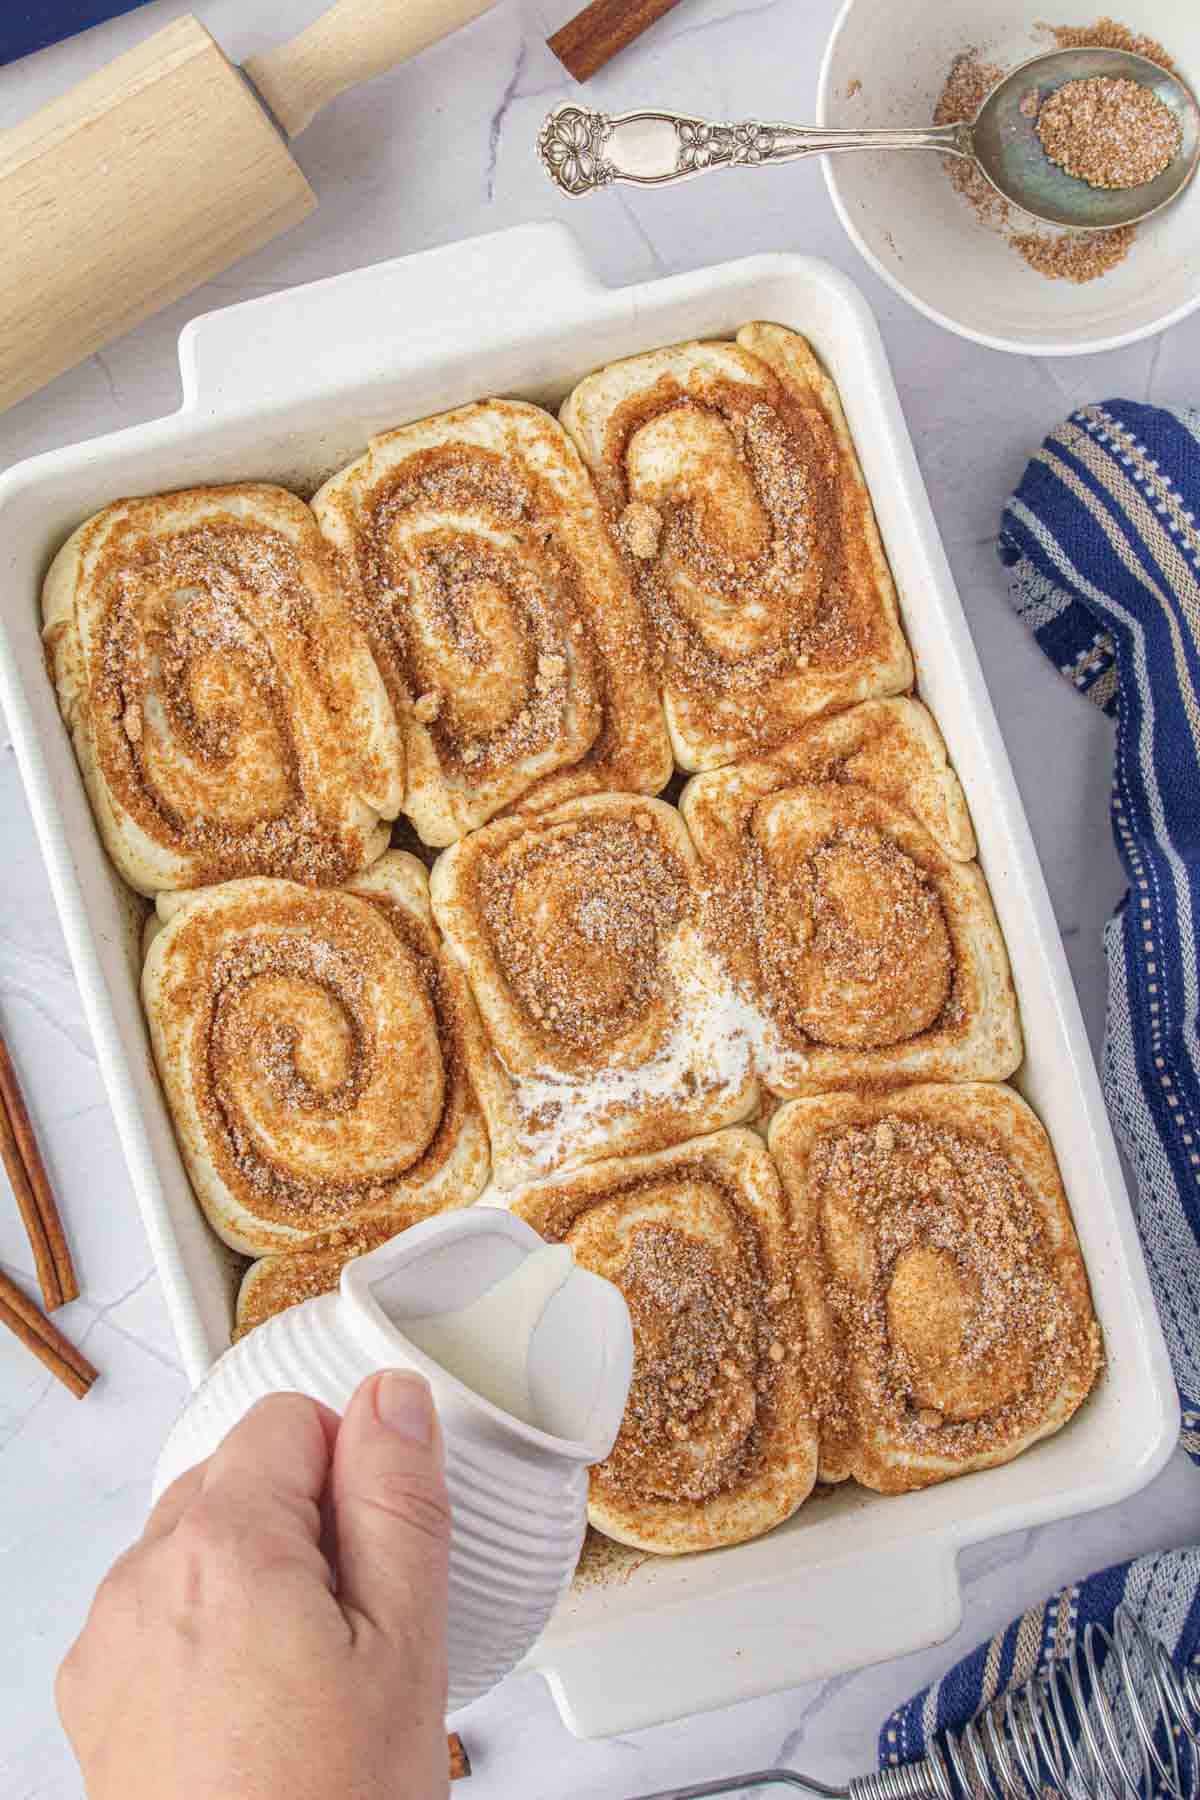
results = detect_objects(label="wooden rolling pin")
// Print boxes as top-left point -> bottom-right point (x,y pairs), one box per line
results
0,0 -> 496,413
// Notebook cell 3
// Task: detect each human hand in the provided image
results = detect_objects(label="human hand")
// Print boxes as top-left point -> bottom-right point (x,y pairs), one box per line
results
57,1372 -> 450,1800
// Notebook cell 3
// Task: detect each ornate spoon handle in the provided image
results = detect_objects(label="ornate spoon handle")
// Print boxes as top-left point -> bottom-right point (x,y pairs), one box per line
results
538,104 -> 970,196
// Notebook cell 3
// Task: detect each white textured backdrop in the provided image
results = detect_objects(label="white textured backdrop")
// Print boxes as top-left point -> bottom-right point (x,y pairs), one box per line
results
0,1 -> 1195,1793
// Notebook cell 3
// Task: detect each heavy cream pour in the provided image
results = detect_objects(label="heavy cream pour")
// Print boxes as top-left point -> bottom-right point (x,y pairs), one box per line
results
395,1243 -> 574,1428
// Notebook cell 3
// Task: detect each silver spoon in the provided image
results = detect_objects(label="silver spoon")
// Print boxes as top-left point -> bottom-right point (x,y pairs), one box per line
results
538,46 -> 1200,229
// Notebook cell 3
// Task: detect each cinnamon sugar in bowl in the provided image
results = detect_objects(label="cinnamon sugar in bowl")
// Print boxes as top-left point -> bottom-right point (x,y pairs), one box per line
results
818,0 -> 1200,353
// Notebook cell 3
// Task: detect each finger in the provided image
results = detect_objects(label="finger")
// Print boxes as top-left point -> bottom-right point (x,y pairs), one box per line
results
142,1395 -> 335,1548
331,1372 -> 450,1677
199,1391 -> 340,1550
140,1462 -> 207,1544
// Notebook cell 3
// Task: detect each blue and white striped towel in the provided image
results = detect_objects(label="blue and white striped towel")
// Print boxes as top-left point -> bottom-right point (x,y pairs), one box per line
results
881,1548 -> 1200,1777
999,398 -> 1200,1455
884,400 -> 1200,1781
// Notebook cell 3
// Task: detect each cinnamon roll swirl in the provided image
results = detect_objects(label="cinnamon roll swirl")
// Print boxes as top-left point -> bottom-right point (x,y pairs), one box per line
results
42,485 -> 403,895
560,324 -> 912,771
142,850 -> 489,1259
680,700 -> 1021,1093
769,1084 -> 1102,1493
508,1129 -> 820,1552
429,794 -> 759,1186
312,400 -> 672,847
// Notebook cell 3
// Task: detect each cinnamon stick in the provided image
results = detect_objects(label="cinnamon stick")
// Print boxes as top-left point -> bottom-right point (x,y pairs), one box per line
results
0,1266 -> 96,1399
448,1733 -> 472,1781
548,0 -> 685,82
0,1030 -> 77,1308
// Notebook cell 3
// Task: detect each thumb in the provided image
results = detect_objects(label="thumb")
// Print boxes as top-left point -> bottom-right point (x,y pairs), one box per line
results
331,1371 -> 450,1695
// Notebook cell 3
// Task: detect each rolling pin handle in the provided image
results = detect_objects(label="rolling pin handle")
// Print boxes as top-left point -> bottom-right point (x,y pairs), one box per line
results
243,0 -> 498,138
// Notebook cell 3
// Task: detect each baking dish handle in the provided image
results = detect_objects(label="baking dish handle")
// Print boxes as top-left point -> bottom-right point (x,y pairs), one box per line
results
528,1543 -> 961,1740
177,222 -> 604,417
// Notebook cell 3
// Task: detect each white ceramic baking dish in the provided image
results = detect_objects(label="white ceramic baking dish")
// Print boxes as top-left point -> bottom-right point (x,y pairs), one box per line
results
0,223 -> 1177,1738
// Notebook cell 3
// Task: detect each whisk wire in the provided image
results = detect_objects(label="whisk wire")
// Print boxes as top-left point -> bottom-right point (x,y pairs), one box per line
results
998,1689 -> 1039,1797
980,1702 -> 1021,1797
626,1608 -> 1198,1800
1021,1681 -> 1065,1797
1091,1647 -> 1146,1797
1113,1609 -> 1190,1799
1092,1620 -> 1166,1799
1043,1658 -> 1088,1796
937,1607 -> 1198,1800
1149,1635 -> 1200,1782
1071,1633 -> 1129,1800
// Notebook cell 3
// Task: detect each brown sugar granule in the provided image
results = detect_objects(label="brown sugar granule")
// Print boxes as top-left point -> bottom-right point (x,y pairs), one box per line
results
618,499 -> 663,560
475,813 -> 689,1059
1036,76 -> 1180,188
596,342 -> 899,765
352,444 -> 602,779
621,388 -> 857,704
233,1214 -> 398,1337
192,891 -> 464,1233
935,48 -> 1002,124
934,51 -> 1010,228
599,1221 -> 774,1505
704,815 -> 959,1056
573,1527 -> 649,1590
792,827 -> 949,1010
92,520 -> 368,886
1040,15 -> 1175,73
1010,221 -> 1136,281
935,20 -> 1177,283
645,417 -> 811,671
813,1117 -> 1101,1458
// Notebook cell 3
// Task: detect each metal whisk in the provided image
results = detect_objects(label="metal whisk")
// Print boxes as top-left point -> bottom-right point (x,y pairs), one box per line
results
629,1608 -> 1200,1800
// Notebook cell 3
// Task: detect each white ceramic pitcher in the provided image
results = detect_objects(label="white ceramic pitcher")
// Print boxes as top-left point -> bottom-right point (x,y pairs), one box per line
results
153,1210 -> 634,1712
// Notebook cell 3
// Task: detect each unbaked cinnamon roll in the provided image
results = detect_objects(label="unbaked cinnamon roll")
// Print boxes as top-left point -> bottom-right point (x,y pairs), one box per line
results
560,324 -> 912,770
142,851 -> 489,1259
680,699 -> 1021,1092
312,400 -> 672,846
430,794 -> 759,1185
234,1220 -> 398,1339
769,1084 -> 1102,1492
42,485 -> 403,895
508,1128 -> 821,1552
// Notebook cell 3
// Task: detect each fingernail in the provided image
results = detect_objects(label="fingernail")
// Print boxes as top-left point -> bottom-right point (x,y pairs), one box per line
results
374,1371 -> 434,1445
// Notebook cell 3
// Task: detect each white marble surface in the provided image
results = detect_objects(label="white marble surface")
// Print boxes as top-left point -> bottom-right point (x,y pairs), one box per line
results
0,1 -> 1196,1793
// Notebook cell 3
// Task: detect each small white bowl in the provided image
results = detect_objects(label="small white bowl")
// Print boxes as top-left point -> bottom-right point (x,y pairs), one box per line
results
817,0 -> 1200,354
